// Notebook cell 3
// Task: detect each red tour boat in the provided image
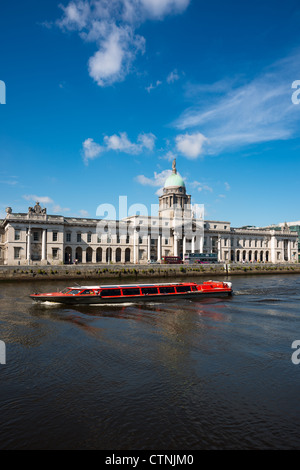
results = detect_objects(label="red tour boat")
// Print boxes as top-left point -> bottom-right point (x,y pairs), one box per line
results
30,280 -> 233,305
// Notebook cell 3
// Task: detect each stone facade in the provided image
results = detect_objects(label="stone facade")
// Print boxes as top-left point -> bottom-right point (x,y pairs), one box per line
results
0,165 -> 298,266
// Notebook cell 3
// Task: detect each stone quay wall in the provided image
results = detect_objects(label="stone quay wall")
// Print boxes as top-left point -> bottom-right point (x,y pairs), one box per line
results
0,262 -> 300,282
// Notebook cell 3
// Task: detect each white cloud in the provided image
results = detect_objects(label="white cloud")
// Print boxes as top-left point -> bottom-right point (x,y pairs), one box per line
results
175,132 -> 208,159
57,1 -> 91,30
55,0 -> 190,86
137,132 -> 156,150
224,182 -> 230,191
88,26 -> 145,86
104,131 -> 155,153
135,169 -> 172,187
83,131 -> 156,163
104,132 -> 140,153
140,0 -> 190,19
82,138 -> 103,164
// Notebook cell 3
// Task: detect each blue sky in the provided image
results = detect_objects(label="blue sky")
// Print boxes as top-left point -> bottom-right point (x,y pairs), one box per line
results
1,0 -> 300,226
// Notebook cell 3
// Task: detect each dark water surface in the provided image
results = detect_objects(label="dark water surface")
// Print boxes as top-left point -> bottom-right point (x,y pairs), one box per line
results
1,274 -> 300,450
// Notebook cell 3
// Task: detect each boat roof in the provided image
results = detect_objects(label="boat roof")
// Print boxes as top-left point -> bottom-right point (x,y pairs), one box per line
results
68,282 -> 197,289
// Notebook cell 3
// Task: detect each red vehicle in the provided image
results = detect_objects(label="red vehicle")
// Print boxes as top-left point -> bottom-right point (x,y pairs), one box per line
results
30,281 -> 233,305
161,256 -> 183,264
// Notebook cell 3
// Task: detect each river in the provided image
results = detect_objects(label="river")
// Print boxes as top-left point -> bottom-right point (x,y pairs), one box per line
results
0,274 -> 300,450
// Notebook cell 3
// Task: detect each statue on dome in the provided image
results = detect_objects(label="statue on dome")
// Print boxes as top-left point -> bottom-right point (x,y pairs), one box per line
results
172,158 -> 177,174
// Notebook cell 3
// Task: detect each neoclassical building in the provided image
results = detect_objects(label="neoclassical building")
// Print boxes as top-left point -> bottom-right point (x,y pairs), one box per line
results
0,160 -> 298,265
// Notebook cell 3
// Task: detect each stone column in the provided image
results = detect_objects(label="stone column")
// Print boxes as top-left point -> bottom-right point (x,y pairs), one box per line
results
191,236 -> 195,254
174,233 -> 178,256
147,234 -> 151,261
42,229 -> 47,262
158,234 -> 161,261
288,240 -> 291,262
270,234 -> 276,263
183,235 -> 186,257
27,228 -> 31,263
199,235 -> 204,253
133,229 -> 137,264
218,237 -> 221,261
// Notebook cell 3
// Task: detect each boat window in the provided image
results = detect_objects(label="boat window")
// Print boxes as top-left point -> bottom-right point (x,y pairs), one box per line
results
80,290 -> 94,295
176,286 -> 191,293
122,288 -> 141,296
101,289 -> 121,297
141,287 -> 158,295
159,286 -> 175,294
67,289 -> 80,295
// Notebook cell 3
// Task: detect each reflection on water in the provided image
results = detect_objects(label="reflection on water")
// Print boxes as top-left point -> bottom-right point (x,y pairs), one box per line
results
1,274 -> 300,449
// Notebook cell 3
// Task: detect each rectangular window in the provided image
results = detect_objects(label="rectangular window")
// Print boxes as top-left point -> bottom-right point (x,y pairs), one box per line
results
122,288 -> 140,296
66,232 -> 71,242
126,236 -> 130,244
176,286 -> 191,293
15,229 -> 21,241
141,287 -> 158,295
159,286 -> 175,294
52,248 -> 58,259
53,232 -> 58,242
87,233 -> 92,243
101,289 -> 121,297
97,235 -> 101,243
14,247 -> 21,259
33,231 -> 39,241
117,235 -> 120,243
165,239 -> 169,245
77,233 -> 81,242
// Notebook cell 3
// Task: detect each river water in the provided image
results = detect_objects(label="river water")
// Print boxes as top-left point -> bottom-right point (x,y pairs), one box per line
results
0,274 -> 300,450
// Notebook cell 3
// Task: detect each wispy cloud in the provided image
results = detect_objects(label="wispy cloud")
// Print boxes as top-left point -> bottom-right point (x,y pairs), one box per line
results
190,181 -> 213,192
79,209 -> 89,217
174,51 -> 300,154
54,0 -> 190,87
23,195 -> 54,205
167,69 -> 180,83
145,80 -> 162,93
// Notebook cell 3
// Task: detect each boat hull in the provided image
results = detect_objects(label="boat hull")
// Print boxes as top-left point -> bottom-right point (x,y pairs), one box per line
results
30,290 -> 232,305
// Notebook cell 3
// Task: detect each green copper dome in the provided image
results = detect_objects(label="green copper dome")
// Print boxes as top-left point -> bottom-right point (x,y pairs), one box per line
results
164,172 -> 185,188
